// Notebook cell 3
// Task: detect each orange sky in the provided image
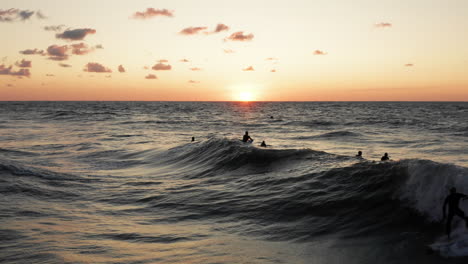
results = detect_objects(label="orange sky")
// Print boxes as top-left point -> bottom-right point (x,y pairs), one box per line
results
1,0 -> 468,101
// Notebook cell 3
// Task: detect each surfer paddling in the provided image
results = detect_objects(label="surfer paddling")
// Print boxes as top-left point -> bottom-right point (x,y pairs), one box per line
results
443,187 -> 468,239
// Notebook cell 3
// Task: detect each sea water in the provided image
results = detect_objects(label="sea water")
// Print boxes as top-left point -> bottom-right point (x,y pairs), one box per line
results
1,101 -> 467,263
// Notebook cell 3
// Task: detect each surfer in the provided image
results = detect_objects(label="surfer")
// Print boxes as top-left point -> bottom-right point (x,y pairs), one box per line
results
356,151 -> 363,158
242,131 -> 253,143
260,141 -> 267,147
443,187 -> 468,239
381,153 -> 389,161
191,137 -> 195,142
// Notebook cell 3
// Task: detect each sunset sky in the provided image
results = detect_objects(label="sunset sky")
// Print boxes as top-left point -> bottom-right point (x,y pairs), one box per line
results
1,0 -> 467,101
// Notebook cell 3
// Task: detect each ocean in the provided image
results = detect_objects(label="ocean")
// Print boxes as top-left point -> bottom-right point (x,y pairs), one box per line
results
0,101 -> 467,263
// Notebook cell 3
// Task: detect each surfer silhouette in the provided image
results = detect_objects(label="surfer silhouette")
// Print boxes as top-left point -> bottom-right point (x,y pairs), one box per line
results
443,187 -> 468,239
260,140 -> 267,147
381,153 -> 389,161
191,137 -> 195,142
242,131 -> 253,143
356,151 -> 363,158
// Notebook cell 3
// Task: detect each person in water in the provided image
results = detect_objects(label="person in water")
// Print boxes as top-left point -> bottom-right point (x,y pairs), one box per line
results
260,140 -> 267,147
242,131 -> 253,143
443,187 -> 468,239
191,137 -> 195,142
356,151 -> 363,158
381,153 -> 389,161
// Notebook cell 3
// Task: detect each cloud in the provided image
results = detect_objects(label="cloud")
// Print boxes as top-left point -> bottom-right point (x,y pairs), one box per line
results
179,26 -> 208,35
16,59 -> 32,68
375,22 -> 392,28
271,69 -> 276,72
242,66 -> 254,71
158,59 -> 169,63
143,66 -> 149,70
70,43 -> 94,55
223,49 -> 235,54
132,8 -> 174,19
45,43 -> 95,60
145,74 -> 157,79
59,63 -> 72,68
214,23 -> 229,33
35,11 -> 47,19
226,31 -> 254,41
180,59 -> 189,62
0,64 -> 31,77
46,74 -> 55,77
313,50 -> 327,55
265,57 -> 277,61
118,65 -> 125,73
44,25 -> 65,31
6,83 -> 14,87
83,62 -> 112,73
47,45 -> 69,60
19,48 -> 45,55
405,63 -> 414,67
95,44 -> 104,49
152,63 -> 172,70
56,28 -> 96,41
188,80 -> 200,84
189,67 -> 202,71
0,9 -> 46,22
105,75 -> 111,78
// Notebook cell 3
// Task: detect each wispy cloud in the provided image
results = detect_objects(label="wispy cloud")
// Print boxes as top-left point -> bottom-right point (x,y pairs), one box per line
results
44,25 -> 65,31
226,31 -> 254,41
0,64 -> 31,77
83,62 -> 112,73
375,22 -> 392,28
118,65 -> 126,73
152,63 -> 172,70
0,9 -> 46,22
179,27 -> 208,35
70,43 -> 94,55
145,74 -> 157,79
46,74 -> 55,77
405,63 -> 414,67
15,59 -> 32,68
313,50 -> 327,55
56,28 -> 96,41
223,49 -> 235,54
59,63 -> 72,68
189,67 -> 202,71
19,48 -> 45,55
243,66 -> 254,71
271,69 -> 276,72
180,59 -> 189,62
188,80 -> 200,84
132,8 -> 174,19
95,44 -> 104,49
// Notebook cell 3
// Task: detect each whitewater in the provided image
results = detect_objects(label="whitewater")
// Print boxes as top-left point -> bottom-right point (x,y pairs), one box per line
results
0,101 -> 467,264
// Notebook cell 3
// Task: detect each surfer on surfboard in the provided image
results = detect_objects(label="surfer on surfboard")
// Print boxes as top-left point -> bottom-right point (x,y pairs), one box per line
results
242,131 -> 253,143
443,187 -> 468,239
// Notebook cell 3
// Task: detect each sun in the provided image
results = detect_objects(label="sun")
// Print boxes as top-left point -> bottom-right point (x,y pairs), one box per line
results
238,92 -> 255,102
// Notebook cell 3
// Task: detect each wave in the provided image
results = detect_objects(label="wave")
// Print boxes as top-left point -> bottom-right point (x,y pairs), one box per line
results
291,131 -> 361,140
145,138 -> 337,175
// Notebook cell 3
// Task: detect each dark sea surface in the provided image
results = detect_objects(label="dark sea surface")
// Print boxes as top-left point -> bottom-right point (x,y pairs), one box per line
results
0,101 -> 467,264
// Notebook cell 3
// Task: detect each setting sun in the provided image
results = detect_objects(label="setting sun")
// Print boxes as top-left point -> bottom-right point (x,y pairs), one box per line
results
237,92 -> 255,102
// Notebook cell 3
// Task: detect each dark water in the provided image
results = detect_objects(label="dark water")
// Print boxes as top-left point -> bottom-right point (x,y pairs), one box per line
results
0,102 -> 467,263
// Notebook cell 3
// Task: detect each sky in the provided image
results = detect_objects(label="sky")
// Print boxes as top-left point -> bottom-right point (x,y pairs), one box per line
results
1,0 -> 467,101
